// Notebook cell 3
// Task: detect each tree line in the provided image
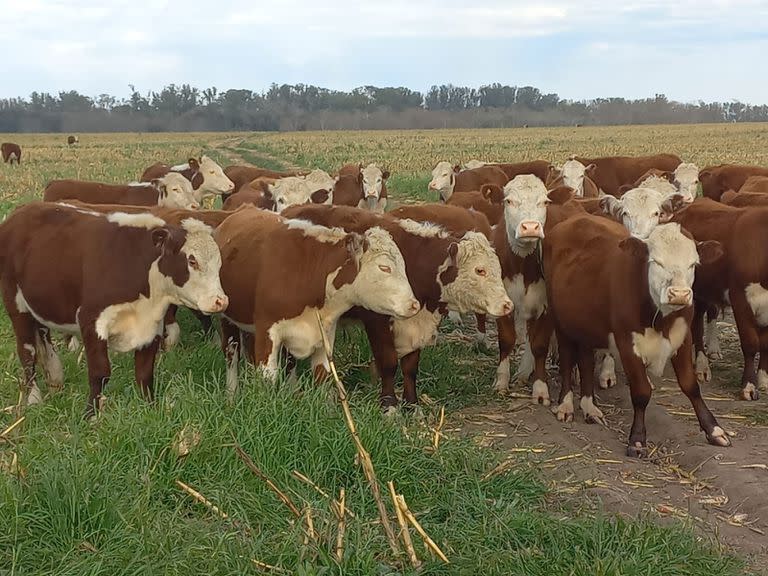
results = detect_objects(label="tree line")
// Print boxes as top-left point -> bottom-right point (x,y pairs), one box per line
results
0,83 -> 765,132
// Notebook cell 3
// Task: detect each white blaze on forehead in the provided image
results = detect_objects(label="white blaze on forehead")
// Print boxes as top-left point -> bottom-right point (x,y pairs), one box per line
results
674,162 -> 700,200
503,174 -> 549,255
611,187 -> 666,240
396,218 -> 449,238
107,212 -> 166,229
430,161 -> 455,200
361,164 -> 384,199
270,177 -> 314,212
637,175 -> 678,197
198,155 -> 235,195
303,169 -> 336,194
561,159 -> 587,196
176,218 -> 227,313
159,172 -> 198,209
645,223 -> 699,314
440,232 -> 512,316
285,219 -> 349,243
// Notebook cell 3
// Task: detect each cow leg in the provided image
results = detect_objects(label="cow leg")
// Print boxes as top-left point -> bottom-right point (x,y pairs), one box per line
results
670,332 -> 730,447
705,305 -> 722,360
528,315 -> 553,406
221,318 -> 241,399
134,336 -> 161,403
729,286 -> 760,400
553,331 -> 576,422
474,313 -> 490,348
616,341 -> 652,457
400,349 -> 422,408
692,300 -> 711,384
253,328 -> 279,382
163,306 -> 181,350
80,324 -> 111,419
361,314 -> 399,411
64,334 -> 82,353
36,327 -> 64,392
10,313 -> 43,406
759,346 -> 768,393
493,315 -> 516,394
577,347 -> 605,424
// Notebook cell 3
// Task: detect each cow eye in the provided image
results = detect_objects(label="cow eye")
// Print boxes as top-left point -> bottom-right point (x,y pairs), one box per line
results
653,211 -> 660,217
209,170 -> 215,175
378,264 -> 391,274
187,255 -> 200,270
475,267 -> 487,277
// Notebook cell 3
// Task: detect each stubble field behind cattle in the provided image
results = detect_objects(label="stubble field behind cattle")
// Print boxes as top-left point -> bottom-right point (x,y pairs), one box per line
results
0,126 -> 766,575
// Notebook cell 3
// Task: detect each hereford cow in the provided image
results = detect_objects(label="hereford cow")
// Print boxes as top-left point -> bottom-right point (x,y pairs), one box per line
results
674,163 -> 700,199
222,187 -> 276,211
359,164 -> 389,212
558,159 -> 600,197
573,154 -> 682,197
543,215 -> 728,455
67,135 -> 79,146
223,165 -> 301,199
721,190 -> 768,207
216,208 -> 420,394
283,204 -> 511,409
270,176 -> 331,212
446,184 -> 504,225
332,173 -> 365,208
43,173 -> 199,210
600,187 -> 687,239
141,156 -> 235,199
737,175 -> 768,194
428,162 -> 508,202
699,164 -> 768,201
1,142 -> 21,165
0,202 -> 227,416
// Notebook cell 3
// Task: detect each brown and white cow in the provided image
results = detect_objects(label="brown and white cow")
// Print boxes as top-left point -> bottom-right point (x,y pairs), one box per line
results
270,176 -> 331,212
1,142 -> 21,165
141,156 -> 235,199
429,162 -> 508,202
446,184 -> 504,225
558,159 -> 600,198
67,135 -> 79,146
600,187 -> 687,240
43,173 -> 199,210
573,154 -> 682,197
359,164 -> 389,212
284,204 -> 511,409
0,202 -> 227,416
222,186 -> 276,211
543,215 -> 728,455
223,165 -> 302,199
699,164 -> 768,201
216,207 -> 420,395
674,163 -> 700,200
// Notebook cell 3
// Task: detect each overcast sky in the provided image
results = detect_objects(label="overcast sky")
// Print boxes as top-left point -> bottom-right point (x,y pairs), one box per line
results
2,0 -> 767,103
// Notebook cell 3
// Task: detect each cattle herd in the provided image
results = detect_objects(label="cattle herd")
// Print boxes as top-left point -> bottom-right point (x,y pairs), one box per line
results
2,142 -> 768,457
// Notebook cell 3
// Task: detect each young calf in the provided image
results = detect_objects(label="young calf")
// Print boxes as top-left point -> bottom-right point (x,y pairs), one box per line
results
0,203 -> 227,416
544,215 -> 728,456
216,208 -> 419,396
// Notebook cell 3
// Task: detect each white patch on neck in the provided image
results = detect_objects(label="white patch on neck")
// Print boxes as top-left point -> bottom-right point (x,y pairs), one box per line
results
107,212 -> 166,229
128,181 -> 152,187
631,316 -> 688,376
392,307 -> 439,357
171,162 -> 191,171
285,219 -> 348,243
397,218 -> 448,238
745,283 -> 768,327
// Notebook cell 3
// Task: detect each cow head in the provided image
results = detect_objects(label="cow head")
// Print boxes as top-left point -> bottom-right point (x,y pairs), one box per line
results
303,169 -> 337,197
620,223 -> 722,315
600,188 -> 686,240
481,183 -> 504,205
674,163 -> 700,202
361,164 -> 389,210
503,174 -> 551,255
270,177 -> 313,212
438,232 -> 513,317
344,227 -> 419,319
153,173 -> 199,210
156,218 -> 228,314
196,155 -> 235,197
636,174 -> 680,199
560,159 -> 595,198
429,161 -> 461,202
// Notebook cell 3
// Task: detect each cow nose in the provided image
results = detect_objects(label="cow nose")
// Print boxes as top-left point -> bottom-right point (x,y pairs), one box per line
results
518,220 -> 543,238
408,299 -> 420,315
428,182 -> 437,190
501,299 -> 513,316
213,295 -> 229,312
667,287 -> 692,305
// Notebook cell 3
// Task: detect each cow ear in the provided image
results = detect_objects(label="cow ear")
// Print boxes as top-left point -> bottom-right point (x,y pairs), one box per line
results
448,242 -> 459,265
585,163 -> 597,174
699,169 -> 711,180
453,164 -> 461,174
617,184 -> 633,196
311,189 -> 330,204
481,184 -> 504,204
357,172 -> 364,185
661,193 -> 686,220
547,185 -> 573,205
619,236 -> 648,259
381,169 -> 390,180
600,196 -> 624,220
152,179 -> 168,198
720,190 -> 737,204
345,233 -> 365,264
662,171 -> 675,183
152,227 -> 170,249
188,158 -> 199,170
696,240 -> 725,266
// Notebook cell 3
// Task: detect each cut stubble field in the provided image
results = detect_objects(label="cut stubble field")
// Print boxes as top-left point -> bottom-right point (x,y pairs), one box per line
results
0,126 -> 766,575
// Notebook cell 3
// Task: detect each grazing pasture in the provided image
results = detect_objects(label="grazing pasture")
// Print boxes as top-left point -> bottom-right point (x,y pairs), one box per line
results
0,127 -> 765,574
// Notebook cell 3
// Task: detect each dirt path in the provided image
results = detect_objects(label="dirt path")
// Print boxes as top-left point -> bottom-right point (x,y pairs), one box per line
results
216,134 -> 304,172
456,317 -> 768,573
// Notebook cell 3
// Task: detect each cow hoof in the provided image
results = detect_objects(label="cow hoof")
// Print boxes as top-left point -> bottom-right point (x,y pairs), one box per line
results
163,322 -> 180,351
695,352 -> 711,384
493,379 -> 510,395
580,396 -> 606,426
706,426 -> 731,447
742,382 -> 759,401
382,405 -> 399,418
598,355 -> 616,389
531,380 -> 550,406
26,386 -> 44,406
553,391 -> 573,422
626,442 -> 648,458
599,374 -> 615,389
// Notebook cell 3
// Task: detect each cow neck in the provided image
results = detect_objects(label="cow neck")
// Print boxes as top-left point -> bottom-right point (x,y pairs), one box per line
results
322,267 -> 364,328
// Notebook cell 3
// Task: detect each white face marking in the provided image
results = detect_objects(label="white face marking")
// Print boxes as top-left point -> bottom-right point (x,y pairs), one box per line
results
429,161 -> 455,201
361,164 -> 385,200
284,219 -> 348,243
503,175 -> 549,256
440,232 -> 512,317
107,212 -> 166,229
392,308 -> 440,358
302,169 -> 336,195
176,219 -> 228,314
159,172 -> 199,209
674,163 -> 699,201
631,316 -> 688,376
270,177 -> 315,213
197,155 -> 235,195
645,224 -> 698,314
561,159 -> 587,196
605,187 -> 667,240
745,283 -> 768,327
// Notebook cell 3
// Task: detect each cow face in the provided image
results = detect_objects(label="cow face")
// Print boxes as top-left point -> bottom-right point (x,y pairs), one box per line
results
303,169 -> 337,197
600,188 -> 686,240
674,163 -> 700,202
429,161 -> 460,202
621,223 -> 702,314
349,227 -> 419,319
503,174 -> 550,255
439,232 -> 513,317
270,177 -> 313,213
361,164 -> 388,210
159,218 -> 228,314
154,173 -> 199,210
560,159 -> 594,198
197,155 -> 235,197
